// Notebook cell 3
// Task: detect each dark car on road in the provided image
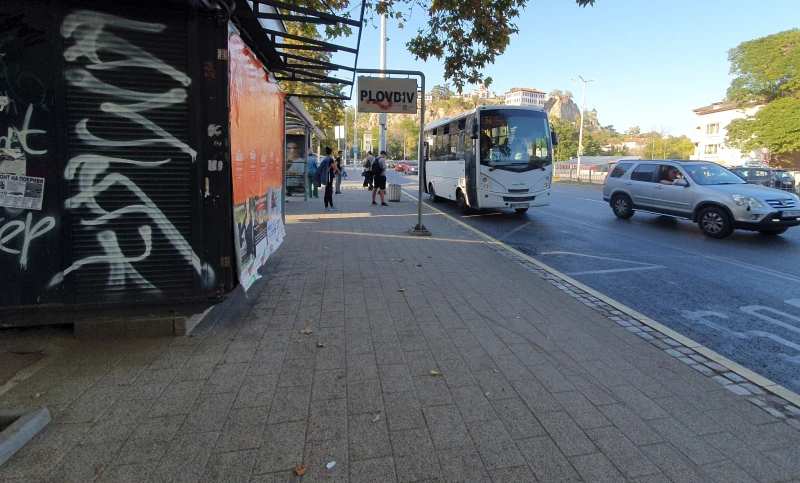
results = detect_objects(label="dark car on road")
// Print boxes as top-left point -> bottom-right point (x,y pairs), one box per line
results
729,167 -> 796,193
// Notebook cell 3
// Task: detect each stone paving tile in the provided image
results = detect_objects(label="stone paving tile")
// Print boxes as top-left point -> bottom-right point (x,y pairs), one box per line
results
199,449 -> 256,483
41,441 -> 123,483
203,362 -> 248,395
150,379 -> 206,417
277,358 -> 315,387
404,349 -> 439,376
586,426 -> 661,479
348,413 -> 392,461
383,390 -> 426,431
311,369 -> 347,401
639,442 -> 712,483
349,457 -> 396,483
423,404 -> 472,450
466,419 -> 525,471
390,428 -> 442,483
648,417 -> 726,466
215,407 -> 269,453
436,445 -> 491,483
268,384 -> 311,424
552,390 -> 612,430
413,375 -> 455,407
450,385 -> 497,423
234,374 -> 279,409
307,399 -> 347,443
509,376 -> 561,412
515,436 -> 582,483
346,352 -> 379,381
569,451 -> 626,483
491,397 -> 546,441
473,370 -> 518,401
703,431 -> 793,483
302,438 -> 349,483
150,431 -> 219,483
253,421 -> 307,475
701,460 -> 758,483
96,463 -> 154,482
116,414 -> 185,465
347,378 -> 384,415
537,410 -> 597,458
378,363 -> 415,394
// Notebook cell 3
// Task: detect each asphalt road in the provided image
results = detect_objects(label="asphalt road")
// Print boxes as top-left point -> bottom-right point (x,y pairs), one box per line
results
387,170 -> 800,394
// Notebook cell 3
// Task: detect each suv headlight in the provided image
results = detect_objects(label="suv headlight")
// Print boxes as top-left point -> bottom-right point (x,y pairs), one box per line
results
732,194 -> 764,208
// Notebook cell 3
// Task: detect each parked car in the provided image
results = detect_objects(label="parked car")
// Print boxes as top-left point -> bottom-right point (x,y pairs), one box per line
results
602,160 -> 800,238
729,167 -> 796,192
387,160 -> 395,169
395,161 -> 408,172
403,162 -> 419,175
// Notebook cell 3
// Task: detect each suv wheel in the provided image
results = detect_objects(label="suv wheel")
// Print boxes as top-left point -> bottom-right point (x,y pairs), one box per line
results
611,194 -> 634,219
698,206 -> 733,238
758,227 -> 788,236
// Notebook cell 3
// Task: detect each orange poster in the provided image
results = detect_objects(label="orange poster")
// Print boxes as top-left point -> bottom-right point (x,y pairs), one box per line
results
229,30 -> 285,290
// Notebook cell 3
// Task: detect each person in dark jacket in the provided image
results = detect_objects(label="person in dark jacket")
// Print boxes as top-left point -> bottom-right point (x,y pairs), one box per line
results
319,147 -> 340,211
362,151 -> 375,190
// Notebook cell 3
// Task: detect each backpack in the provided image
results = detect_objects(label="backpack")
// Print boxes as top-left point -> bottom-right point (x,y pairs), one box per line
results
371,158 -> 383,176
363,158 -> 371,169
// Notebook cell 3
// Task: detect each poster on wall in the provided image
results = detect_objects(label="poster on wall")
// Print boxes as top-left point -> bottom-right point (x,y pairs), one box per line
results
0,174 -> 45,210
285,134 -> 307,192
229,29 -> 286,291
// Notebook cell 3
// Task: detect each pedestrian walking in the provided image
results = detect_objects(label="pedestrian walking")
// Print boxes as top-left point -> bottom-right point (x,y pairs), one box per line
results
335,150 -> 344,194
362,151 -> 375,190
371,150 -> 389,206
319,147 -> 340,211
307,153 -> 319,199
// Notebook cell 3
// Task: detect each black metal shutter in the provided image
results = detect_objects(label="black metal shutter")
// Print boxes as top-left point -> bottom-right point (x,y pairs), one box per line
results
62,6 -> 194,303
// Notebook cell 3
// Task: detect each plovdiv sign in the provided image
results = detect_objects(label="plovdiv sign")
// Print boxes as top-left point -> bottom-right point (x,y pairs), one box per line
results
358,77 -> 418,114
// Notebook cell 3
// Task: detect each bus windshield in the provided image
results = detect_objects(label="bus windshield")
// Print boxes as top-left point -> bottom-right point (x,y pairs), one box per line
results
480,109 -> 552,170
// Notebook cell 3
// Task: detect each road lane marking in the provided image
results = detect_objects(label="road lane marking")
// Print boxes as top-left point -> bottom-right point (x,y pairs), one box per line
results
566,266 -> 665,276
531,209 -> 800,284
553,194 -> 605,203
497,221 -> 532,241
538,251 -> 665,276
402,188 -> 800,408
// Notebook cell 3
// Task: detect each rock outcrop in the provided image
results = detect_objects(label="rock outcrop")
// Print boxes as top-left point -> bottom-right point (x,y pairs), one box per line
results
544,93 -> 581,123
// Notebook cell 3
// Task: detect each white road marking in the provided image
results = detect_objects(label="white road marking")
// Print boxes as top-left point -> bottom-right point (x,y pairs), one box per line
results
531,209 -> 800,284
497,221 -> 532,241
539,250 -> 665,276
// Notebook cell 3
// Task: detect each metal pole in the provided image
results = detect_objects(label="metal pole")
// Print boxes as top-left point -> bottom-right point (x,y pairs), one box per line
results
344,109 -> 348,165
573,75 -> 594,181
304,126 -> 309,201
379,15 -> 387,154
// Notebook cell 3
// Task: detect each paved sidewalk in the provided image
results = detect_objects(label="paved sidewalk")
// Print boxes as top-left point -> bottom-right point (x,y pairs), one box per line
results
1,178 -> 799,482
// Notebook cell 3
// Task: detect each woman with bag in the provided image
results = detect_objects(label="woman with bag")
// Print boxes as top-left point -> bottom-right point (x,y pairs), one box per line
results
362,151 -> 375,190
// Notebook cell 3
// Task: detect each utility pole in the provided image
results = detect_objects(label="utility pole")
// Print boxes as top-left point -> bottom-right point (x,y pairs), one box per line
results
573,75 -> 594,180
379,14 -> 387,154
343,109 -> 348,165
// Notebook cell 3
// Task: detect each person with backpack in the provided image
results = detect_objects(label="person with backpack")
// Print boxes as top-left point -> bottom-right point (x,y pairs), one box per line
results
319,147 -> 340,212
334,150 -> 344,194
362,151 -> 375,190
371,150 -> 389,206
306,153 -> 319,199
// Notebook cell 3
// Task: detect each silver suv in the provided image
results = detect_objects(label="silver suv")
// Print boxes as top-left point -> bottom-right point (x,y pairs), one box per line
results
602,160 -> 800,238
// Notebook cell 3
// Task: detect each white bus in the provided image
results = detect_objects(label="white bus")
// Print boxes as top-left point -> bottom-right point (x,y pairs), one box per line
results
422,105 -> 558,214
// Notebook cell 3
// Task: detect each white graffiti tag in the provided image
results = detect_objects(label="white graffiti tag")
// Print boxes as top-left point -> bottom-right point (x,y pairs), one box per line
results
0,213 -> 56,269
51,12 -> 214,293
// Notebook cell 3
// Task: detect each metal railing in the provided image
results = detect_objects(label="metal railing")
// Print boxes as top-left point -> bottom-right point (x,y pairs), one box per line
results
552,166 -> 609,184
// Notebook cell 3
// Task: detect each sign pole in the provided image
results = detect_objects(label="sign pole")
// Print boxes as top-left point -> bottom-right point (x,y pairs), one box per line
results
354,69 -> 429,236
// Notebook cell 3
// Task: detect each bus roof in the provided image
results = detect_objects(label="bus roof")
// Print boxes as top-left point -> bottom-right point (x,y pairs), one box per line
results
423,105 -> 549,131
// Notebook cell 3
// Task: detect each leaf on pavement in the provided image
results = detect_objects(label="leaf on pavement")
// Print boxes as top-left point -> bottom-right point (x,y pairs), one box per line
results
317,343 -> 325,348
94,465 -> 105,476
414,263 -> 422,267
217,360 -> 226,365
398,289 -> 406,292
372,413 -> 381,423
31,393 -> 42,400
484,392 -> 490,398
299,329 -> 313,335
295,465 -> 307,476
429,370 -> 441,376
492,369 -> 499,373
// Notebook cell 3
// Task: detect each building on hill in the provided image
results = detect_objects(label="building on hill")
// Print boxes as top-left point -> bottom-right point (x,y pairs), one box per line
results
504,88 -> 546,108
690,101 -> 764,166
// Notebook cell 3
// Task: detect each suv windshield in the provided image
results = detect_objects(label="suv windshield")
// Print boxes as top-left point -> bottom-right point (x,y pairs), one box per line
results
685,163 -> 747,185
480,109 -> 552,171
776,170 -> 793,180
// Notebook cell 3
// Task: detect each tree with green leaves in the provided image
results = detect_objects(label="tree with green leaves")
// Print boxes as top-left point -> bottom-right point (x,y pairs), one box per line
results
725,29 -> 800,167
551,119 -> 579,162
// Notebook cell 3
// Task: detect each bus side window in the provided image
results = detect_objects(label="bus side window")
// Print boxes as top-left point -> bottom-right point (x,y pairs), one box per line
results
457,132 -> 465,159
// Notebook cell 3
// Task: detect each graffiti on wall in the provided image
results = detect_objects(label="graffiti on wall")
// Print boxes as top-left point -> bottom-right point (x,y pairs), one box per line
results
52,10 -> 214,294
0,9 -> 54,281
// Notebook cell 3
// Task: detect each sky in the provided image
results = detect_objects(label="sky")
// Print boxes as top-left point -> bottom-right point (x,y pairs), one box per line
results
330,0 -> 800,137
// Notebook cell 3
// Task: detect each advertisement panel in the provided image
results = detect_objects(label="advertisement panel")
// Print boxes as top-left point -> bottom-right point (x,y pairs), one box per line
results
285,134 -> 307,192
229,30 -> 286,291
357,77 -> 418,113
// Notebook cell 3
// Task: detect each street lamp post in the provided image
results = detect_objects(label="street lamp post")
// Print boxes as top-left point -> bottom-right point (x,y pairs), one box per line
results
572,75 -> 594,181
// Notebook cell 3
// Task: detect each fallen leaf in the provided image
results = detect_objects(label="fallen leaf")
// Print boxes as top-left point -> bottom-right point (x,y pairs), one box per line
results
398,289 -> 406,292
484,392 -> 490,398
372,413 -> 381,423
317,343 -> 325,348
392,258 -> 404,262
299,329 -> 313,335
326,461 -> 336,470
94,465 -> 105,476
217,360 -> 226,366
492,369 -> 499,373
295,465 -> 307,476
310,451 -> 315,457
429,370 -> 441,376
414,263 -> 422,267
31,393 -> 42,400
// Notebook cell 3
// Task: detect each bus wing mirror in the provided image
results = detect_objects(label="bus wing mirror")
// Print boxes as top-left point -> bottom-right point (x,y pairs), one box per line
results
424,142 -> 430,161
471,118 -> 479,140
551,130 -> 559,146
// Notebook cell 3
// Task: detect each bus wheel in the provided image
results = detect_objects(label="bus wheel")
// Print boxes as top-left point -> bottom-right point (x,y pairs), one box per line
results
429,184 -> 441,203
515,208 -> 528,214
456,189 -> 471,215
